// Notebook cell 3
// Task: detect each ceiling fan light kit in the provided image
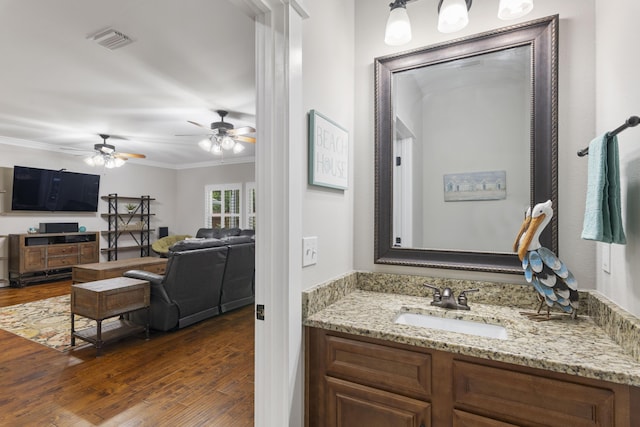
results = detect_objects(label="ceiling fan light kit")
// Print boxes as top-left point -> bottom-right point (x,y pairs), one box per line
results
84,152 -> 126,168
83,134 -> 145,168
188,110 -> 256,157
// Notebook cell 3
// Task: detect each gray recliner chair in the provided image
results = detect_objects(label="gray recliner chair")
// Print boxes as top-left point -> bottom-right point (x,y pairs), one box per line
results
219,235 -> 255,313
125,238 -> 228,331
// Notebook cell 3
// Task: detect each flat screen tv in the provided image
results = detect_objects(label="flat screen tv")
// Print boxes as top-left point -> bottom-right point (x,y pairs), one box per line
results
11,166 -> 100,212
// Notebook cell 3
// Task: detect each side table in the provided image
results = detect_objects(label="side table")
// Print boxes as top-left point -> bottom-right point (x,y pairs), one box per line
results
71,277 -> 150,356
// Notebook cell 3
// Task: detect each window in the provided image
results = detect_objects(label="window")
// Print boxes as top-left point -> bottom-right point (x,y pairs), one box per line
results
246,182 -> 256,230
205,184 -> 242,229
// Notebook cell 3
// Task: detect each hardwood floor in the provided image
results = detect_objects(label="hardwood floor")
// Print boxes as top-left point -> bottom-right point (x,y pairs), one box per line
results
0,281 -> 254,426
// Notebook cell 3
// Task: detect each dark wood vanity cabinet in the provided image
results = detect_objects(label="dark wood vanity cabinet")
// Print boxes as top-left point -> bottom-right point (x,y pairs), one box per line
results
306,327 -> 640,427
307,332 -> 432,427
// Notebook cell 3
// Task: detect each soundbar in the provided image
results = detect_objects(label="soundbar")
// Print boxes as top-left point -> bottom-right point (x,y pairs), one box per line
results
39,222 -> 79,233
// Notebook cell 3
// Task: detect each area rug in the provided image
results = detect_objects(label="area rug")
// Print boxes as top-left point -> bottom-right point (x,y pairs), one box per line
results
0,295 -> 106,352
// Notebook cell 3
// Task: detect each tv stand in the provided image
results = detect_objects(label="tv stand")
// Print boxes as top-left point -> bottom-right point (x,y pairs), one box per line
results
8,231 -> 99,287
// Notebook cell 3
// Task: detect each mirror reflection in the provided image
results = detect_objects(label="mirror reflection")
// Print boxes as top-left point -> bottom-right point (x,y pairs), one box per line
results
392,46 -> 531,252
375,15 -> 558,273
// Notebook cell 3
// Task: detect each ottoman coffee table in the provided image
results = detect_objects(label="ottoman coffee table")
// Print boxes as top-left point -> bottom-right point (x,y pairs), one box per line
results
71,277 -> 150,356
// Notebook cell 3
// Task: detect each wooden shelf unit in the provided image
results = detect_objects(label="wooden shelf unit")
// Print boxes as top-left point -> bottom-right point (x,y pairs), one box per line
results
8,231 -> 99,287
101,194 -> 154,261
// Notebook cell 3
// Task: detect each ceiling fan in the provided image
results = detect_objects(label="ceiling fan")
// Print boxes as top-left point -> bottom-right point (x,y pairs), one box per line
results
183,110 -> 256,155
84,134 -> 146,168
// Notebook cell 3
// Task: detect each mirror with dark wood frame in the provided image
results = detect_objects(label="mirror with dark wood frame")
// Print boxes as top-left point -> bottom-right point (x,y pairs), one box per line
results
375,15 -> 558,273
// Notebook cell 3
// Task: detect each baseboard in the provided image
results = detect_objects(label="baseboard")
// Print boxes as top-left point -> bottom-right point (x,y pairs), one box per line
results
221,296 -> 255,313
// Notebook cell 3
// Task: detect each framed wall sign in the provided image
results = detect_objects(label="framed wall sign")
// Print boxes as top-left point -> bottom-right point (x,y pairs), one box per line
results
308,110 -> 349,190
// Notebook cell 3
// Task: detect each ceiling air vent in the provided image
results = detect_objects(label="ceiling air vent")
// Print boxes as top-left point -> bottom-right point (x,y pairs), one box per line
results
89,28 -> 133,50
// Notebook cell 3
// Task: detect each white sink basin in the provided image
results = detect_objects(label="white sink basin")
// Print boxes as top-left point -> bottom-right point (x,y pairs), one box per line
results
394,312 -> 509,340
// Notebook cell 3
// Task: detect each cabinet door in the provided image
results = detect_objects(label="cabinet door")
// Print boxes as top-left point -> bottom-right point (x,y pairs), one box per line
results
23,247 -> 46,272
326,376 -> 430,427
79,242 -> 98,263
324,334 -> 431,400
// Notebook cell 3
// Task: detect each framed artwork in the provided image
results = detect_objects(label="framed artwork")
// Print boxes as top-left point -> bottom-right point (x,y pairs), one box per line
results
308,110 -> 349,190
443,170 -> 507,201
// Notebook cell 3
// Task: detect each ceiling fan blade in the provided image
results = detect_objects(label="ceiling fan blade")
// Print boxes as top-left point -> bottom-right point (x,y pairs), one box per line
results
234,135 -> 256,144
229,126 -> 256,136
187,120 -> 210,130
116,152 -> 146,159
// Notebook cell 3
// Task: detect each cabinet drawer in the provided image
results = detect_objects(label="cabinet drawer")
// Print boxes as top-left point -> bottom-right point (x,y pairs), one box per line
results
453,360 -> 615,426
453,410 -> 518,427
324,334 -> 431,400
326,376 -> 431,427
47,255 -> 78,268
47,244 -> 78,256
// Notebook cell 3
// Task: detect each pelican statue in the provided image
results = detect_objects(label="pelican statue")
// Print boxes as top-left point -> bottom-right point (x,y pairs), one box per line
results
513,200 -> 579,319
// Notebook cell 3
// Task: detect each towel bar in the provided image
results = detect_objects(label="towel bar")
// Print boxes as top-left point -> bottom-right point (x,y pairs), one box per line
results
577,115 -> 640,157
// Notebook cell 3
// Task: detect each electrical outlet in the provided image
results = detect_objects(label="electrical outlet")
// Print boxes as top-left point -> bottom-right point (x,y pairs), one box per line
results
302,236 -> 318,267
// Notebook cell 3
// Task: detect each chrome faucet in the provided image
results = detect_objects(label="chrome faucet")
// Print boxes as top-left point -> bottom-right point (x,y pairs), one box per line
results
424,284 -> 479,310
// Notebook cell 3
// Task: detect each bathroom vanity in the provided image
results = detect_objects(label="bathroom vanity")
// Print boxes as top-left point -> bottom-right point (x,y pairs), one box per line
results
303,273 -> 640,426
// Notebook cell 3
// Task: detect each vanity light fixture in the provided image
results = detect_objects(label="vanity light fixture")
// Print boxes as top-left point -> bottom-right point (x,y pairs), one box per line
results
384,0 -> 412,46
437,0 -> 472,34
384,0 -> 534,46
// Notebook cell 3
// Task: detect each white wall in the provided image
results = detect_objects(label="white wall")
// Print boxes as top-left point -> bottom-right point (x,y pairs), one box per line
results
174,161 -> 255,235
595,0 -> 640,315
301,0 -> 355,290
354,0 -> 597,287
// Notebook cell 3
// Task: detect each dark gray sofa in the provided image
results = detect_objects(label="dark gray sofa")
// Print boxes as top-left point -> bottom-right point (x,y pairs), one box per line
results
193,227 -> 255,312
125,228 -> 255,331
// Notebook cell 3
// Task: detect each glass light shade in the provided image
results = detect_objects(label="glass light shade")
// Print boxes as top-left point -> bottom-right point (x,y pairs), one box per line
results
211,143 -> 223,155
113,157 -> 125,167
92,153 -> 105,166
221,135 -> 235,150
233,143 -> 245,154
104,157 -> 116,169
498,0 -> 533,20
84,156 -> 96,166
438,0 -> 469,33
384,6 -> 412,46
198,138 -> 213,152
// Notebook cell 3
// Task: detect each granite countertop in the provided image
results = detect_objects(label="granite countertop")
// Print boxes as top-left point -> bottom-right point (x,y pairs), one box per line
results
303,272 -> 640,387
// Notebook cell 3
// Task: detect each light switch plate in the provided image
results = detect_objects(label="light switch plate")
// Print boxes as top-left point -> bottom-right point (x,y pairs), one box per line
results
303,236 -> 318,267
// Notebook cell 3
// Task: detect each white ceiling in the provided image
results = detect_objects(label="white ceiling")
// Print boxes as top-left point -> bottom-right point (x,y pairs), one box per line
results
0,0 -> 256,169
